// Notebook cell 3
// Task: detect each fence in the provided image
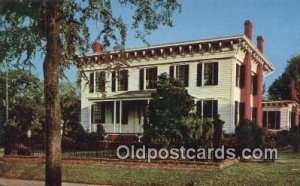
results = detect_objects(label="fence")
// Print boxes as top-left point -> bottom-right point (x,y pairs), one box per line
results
4,141 -> 216,162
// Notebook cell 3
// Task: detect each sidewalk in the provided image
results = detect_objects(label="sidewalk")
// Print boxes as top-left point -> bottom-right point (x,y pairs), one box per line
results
0,178 -> 103,186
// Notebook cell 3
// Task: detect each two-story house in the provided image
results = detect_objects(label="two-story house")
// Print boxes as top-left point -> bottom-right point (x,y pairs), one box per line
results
79,20 -> 273,135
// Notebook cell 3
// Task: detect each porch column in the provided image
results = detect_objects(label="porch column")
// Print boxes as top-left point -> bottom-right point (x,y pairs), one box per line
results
241,51 -> 252,120
256,36 -> 264,127
119,100 -> 122,133
256,64 -> 263,126
113,100 -> 116,133
294,105 -> 299,127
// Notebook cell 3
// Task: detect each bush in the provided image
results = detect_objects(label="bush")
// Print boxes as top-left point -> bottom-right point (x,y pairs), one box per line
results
290,127 -> 300,153
275,130 -> 290,148
16,144 -> 31,155
144,114 -> 214,148
235,119 -> 263,150
180,115 -> 214,148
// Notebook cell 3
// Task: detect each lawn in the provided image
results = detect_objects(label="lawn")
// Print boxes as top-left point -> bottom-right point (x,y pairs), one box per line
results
1,148 -> 300,185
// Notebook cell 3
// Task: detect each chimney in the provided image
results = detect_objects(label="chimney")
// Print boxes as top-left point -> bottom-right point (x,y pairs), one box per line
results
92,41 -> 103,53
244,20 -> 253,40
257,36 -> 264,53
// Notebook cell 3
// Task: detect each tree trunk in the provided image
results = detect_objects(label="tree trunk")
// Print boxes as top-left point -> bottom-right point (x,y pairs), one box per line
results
44,1 -> 62,186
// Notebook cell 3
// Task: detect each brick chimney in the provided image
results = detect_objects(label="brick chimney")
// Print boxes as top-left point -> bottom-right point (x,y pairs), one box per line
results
244,20 -> 253,40
92,41 -> 103,53
257,36 -> 264,53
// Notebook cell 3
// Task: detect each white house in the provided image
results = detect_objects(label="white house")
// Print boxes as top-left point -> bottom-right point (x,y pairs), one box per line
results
79,20 -> 273,135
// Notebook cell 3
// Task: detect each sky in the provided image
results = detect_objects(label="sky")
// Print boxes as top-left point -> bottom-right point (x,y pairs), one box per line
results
33,0 -> 300,89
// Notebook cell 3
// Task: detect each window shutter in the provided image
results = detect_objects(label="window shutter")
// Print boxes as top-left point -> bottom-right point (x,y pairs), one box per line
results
101,72 -> 106,92
275,111 -> 281,129
240,65 -> 245,88
236,64 -> 240,87
235,101 -> 238,125
124,70 -> 128,90
197,63 -> 202,86
263,111 -> 267,128
213,100 -> 218,118
91,104 -> 95,123
252,107 -> 257,122
89,73 -> 94,93
139,69 -> 144,90
100,104 -> 106,123
253,75 -> 258,96
184,65 -> 189,87
111,72 -> 116,92
169,66 -> 174,78
154,67 -> 158,88
213,62 -> 218,85
196,101 -> 202,117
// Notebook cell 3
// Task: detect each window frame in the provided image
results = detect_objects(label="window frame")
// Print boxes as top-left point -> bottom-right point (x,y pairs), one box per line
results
197,62 -> 218,87
196,99 -> 218,119
169,64 -> 189,87
95,71 -> 106,92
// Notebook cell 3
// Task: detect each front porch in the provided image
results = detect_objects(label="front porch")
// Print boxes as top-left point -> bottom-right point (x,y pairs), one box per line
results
91,98 -> 149,134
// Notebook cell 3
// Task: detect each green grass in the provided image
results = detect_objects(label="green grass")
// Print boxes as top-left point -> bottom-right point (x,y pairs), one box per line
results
1,149 -> 300,185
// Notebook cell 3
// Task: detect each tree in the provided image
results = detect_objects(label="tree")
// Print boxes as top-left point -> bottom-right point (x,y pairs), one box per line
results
268,55 -> 300,102
59,82 -> 80,137
268,72 -> 292,100
0,70 -> 44,152
144,73 -> 196,148
0,1 -> 181,185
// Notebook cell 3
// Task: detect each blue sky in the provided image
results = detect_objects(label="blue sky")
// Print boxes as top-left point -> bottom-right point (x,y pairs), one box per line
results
34,0 -> 300,89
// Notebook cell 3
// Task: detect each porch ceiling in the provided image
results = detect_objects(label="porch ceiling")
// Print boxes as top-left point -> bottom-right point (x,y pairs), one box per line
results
89,90 -> 155,101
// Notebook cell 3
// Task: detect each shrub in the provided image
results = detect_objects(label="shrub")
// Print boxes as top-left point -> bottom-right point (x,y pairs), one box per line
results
235,119 -> 263,150
290,127 -> 300,153
16,144 -> 31,156
180,115 -> 214,148
275,130 -> 290,148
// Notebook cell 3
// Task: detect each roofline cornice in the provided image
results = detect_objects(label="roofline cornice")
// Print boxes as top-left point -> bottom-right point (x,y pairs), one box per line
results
78,34 -> 273,72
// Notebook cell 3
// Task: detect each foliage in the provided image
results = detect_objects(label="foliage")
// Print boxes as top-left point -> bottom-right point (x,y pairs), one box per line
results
268,72 -> 293,101
0,70 -> 45,149
62,126 -> 104,151
235,119 -> 264,150
144,73 -> 214,148
268,54 -> 300,101
179,115 -> 214,148
0,0 -> 181,68
1,1 -> 181,184
290,127 -> 300,153
274,130 -> 290,148
59,82 -> 80,137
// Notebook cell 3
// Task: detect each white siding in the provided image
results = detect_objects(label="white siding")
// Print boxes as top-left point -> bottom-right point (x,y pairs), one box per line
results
80,46 -> 263,134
